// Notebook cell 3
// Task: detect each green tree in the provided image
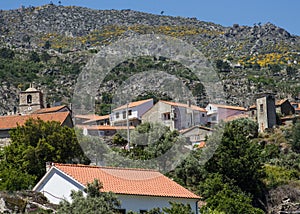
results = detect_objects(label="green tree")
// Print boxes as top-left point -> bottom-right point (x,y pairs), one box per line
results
215,59 -> 230,72
205,119 -> 265,197
291,121 -> 300,153
162,202 -> 193,214
286,65 -> 297,75
44,40 -> 51,49
57,179 -> 120,214
40,51 -> 51,63
0,47 -> 15,59
29,51 -> 40,62
268,64 -> 281,74
203,184 -> 264,214
0,118 -> 89,190
171,149 -> 205,189
199,118 -> 267,212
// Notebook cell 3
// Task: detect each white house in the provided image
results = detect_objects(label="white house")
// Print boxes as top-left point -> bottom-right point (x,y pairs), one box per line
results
205,104 -> 247,126
142,100 -> 207,131
180,125 -> 212,147
33,163 -> 200,213
110,99 -> 154,127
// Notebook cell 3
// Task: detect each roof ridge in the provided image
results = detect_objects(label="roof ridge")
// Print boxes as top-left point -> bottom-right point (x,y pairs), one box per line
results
53,163 -> 160,172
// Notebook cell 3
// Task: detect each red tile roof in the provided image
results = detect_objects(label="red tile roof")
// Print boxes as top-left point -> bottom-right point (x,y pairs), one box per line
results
114,99 -> 153,111
33,105 -> 69,114
209,104 -> 246,111
76,125 -> 135,130
179,125 -> 212,134
75,114 -> 101,120
198,141 -> 206,149
0,112 -> 70,130
160,100 -> 206,112
224,113 -> 249,122
82,115 -> 110,124
53,163 -> 200,199
276,99 -> 288,106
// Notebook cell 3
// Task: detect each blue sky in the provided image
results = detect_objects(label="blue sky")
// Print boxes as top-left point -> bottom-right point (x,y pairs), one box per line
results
1,0 -> 299,36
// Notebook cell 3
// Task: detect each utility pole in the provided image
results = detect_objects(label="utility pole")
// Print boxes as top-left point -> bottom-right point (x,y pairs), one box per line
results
126,103 -> 130,150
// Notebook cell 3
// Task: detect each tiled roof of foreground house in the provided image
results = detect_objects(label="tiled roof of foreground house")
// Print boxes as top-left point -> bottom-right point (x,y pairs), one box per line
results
114,99 -> 153,111
160,100 -> 206,112
0,112 -> 70,129
52,163 -> 200,199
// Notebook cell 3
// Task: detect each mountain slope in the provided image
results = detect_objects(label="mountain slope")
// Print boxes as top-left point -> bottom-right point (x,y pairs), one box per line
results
0,4 -> 300,114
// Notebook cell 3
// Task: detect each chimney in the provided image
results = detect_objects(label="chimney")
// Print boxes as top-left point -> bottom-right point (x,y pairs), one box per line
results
46,162 -> 54,172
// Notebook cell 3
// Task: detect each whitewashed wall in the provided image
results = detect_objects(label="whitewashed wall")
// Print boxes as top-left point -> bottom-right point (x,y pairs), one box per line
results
118,194 -> 198,214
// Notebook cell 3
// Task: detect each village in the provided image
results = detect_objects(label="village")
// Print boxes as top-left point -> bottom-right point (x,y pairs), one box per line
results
0,86 -> 299,213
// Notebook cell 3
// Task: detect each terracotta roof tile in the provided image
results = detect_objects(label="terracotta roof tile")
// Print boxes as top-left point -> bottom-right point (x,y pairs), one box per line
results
224,114 -> 249,122
210,104 -> 246,111
75,114 -> 101,120
276,99 -> 288,106
179,125 -> 212,134
160,100 -> 206,112
33,105 -> 69,114
113,99 -> 153,111
82,115 -> 110,124
198,141 -> 206,148
53,163 -> 200,199
0,112 -> 70,129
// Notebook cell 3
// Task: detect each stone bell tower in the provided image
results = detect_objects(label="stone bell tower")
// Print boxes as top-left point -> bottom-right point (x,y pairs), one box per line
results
19,85 -> 44,115
256,93 -> 276,132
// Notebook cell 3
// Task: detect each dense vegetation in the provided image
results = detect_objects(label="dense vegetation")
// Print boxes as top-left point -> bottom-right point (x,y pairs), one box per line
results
111,119 -> 300,213
1,118 -> 300,212
0,119 -> 90,191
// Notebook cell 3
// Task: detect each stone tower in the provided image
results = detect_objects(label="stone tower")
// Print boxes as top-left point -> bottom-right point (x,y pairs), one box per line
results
256,94 -> 276,132
19,86 -> 44,115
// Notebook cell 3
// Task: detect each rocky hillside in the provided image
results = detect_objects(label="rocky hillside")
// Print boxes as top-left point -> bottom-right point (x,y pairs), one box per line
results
0,4 -> 300,114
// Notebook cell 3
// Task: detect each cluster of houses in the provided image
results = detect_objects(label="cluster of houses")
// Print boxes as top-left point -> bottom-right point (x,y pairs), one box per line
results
0,86 -> 299,213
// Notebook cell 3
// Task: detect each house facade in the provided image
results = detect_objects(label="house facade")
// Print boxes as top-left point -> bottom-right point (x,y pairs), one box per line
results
205,104 -> 247,126
142,100 -> 207,131
110,99 -> 154,127
77,125 -> 134,137
33,163 -> 200,213
180,125 -> 212,146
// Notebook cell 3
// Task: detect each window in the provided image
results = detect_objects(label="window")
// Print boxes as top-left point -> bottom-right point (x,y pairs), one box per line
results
122,111 -> 126,119
128,110 -> 132,116
260,104 -> 264,113
27,95 -> 32,104
202,113 -> 205,117
162,112 -> 171,120
211,116 -> 217,121
116,112 -> 120,119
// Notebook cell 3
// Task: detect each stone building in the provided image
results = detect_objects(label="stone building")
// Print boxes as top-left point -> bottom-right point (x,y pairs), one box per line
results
142,100 -> 207,131
19,86 -> 44,115
256,94 -> 276,132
